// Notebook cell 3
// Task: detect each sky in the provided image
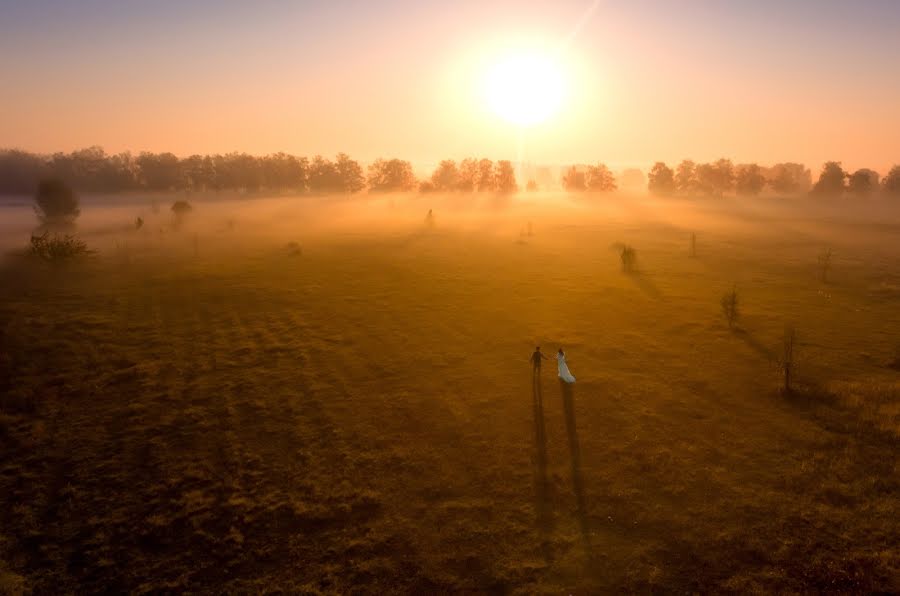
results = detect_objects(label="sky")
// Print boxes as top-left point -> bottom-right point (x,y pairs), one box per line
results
2,0 -> 899,173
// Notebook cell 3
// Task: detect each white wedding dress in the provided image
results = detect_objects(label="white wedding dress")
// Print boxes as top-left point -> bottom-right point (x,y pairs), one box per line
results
557,353 -> 576,383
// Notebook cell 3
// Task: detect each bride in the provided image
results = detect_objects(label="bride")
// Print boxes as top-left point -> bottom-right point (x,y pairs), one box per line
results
557,348 -> 576,383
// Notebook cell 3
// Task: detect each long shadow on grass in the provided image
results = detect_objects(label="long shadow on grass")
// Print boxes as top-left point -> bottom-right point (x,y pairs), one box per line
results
625,270 -> 663,300
732,327 -> 775,361
532,373 -> 552,558
559,380 -> 592,560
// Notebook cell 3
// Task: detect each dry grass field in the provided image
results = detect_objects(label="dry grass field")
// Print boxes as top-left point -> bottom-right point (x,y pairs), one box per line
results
1,193 -> 899,593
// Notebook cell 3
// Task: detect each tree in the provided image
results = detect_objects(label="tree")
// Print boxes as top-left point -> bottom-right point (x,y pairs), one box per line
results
430,160 -> 460,191
367,158 -> 417,192
721,286 -> 739,329
494,160 -> 517,193
675,160 -> 697,194
525,179 -> 539,192
619,168 -> 645,191
735,163 -> 766,196
847,168 -> 879,196
137,152 -> 183,191
585,163 -> 617,191
768,163 -> 811,195
884,165 -> 900,195
562,166 -> 586,191
476,158 -> 495,191
308,155 -> 341,192
34,178 -> 80,222
647,162 -> 675,195
696,159 -> 734,196
335,153 -> 365,193
811,161 -> 847,197
457,158 -> 479,192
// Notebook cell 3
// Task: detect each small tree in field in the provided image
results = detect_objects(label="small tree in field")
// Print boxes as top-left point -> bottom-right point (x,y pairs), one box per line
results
34,178 -> 80,223
780,326 -> 797,393
721,286 -> 739,329
620,245 -> 636,272
818,248 -> 833,283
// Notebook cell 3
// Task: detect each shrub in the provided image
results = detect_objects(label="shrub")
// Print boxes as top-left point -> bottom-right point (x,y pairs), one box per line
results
34,178 -> 80,222
721,286 -> 739,329
29,232 -> 89,261
171,200 -> 192,217
620,245 -> 636,272
818,248 -> 833,283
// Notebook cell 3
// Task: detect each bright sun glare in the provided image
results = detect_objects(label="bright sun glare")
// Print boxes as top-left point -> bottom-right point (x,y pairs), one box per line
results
484,51 -> 567,127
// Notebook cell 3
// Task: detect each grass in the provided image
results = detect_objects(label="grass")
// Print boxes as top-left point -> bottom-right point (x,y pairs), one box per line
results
0,193 -> 898,592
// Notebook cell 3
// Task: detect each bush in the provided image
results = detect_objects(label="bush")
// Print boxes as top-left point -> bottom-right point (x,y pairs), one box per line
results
721,286 -> 740,329
620,245 -> 636,272
34,178 -> 80,222
171,200 -> 193,217
29,232 -> 89,261
818,248 -> 833,283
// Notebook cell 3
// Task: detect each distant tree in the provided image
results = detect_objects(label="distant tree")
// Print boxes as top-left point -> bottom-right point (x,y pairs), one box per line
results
260,152 -> 307,192
367,158 -> 417,192
675,160 -> 697,195
811,161 -> 847,197
721,286 -> 740,329
308,155 -> 341,192
457,158 -> 479,192
585,163 -> 617,191
562,166 -> 587,191
171,200 -> 192,217
735,163 -> 766,196
335,153 -> 365,193
418,180 -> 436,193
847,168 -> 879,196
0,149 -> 49,195
525,179 -> 539,192
34,178 -> 80,223
494,160 -> 517,193
619,168 -> 645,191
137,152 -> 183,191
476,158 -> 495,191
430,160 -> 460,191
884,165 -> 900,195
647,162 -> 675,196
768,162 -> 811,195
696,159 -> 734,196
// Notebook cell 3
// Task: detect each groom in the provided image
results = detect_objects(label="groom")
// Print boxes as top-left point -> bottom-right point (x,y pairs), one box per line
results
531,346 -> 549,377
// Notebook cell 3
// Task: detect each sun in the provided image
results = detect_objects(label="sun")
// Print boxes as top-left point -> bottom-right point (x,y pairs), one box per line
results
484,51 -> 566,127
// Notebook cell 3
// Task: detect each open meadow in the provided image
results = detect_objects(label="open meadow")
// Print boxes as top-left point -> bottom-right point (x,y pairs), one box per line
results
1,192 -> 899,593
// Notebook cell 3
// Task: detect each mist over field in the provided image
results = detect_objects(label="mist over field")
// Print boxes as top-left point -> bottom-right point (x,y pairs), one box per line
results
3,0 -> 900,592
2,188 -> 899,593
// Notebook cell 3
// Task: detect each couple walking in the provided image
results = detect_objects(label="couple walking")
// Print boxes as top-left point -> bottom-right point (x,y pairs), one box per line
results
531,346 -> 576,383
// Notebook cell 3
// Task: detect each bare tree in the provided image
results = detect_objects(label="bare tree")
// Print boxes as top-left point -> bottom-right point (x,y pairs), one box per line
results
818,248 -> 833,283
721,286 -> 739,329
781,326 -> 797,394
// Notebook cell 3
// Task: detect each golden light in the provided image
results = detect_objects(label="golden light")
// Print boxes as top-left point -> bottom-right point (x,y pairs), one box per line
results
483,50 -> 567,127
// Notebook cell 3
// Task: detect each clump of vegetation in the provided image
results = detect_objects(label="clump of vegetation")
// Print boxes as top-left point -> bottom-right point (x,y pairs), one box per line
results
171,200 -> 192,217
135,216 -> 144,230
286,242 -> 302,257
29,232 -> 89,261
620,245 -> 636,272
34,178 -> 80,223
780,326 -> 797,393
818,248 -> 833,283
720,285 -> 740,329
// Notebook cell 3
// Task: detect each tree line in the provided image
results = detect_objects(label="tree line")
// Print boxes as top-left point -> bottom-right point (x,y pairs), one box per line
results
646,159 -> 900,197
2,147 -> 899,197
0,148 -> 519,195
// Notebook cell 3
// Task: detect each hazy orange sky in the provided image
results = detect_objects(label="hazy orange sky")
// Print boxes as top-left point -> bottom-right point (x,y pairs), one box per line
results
2,0 -> 899,173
